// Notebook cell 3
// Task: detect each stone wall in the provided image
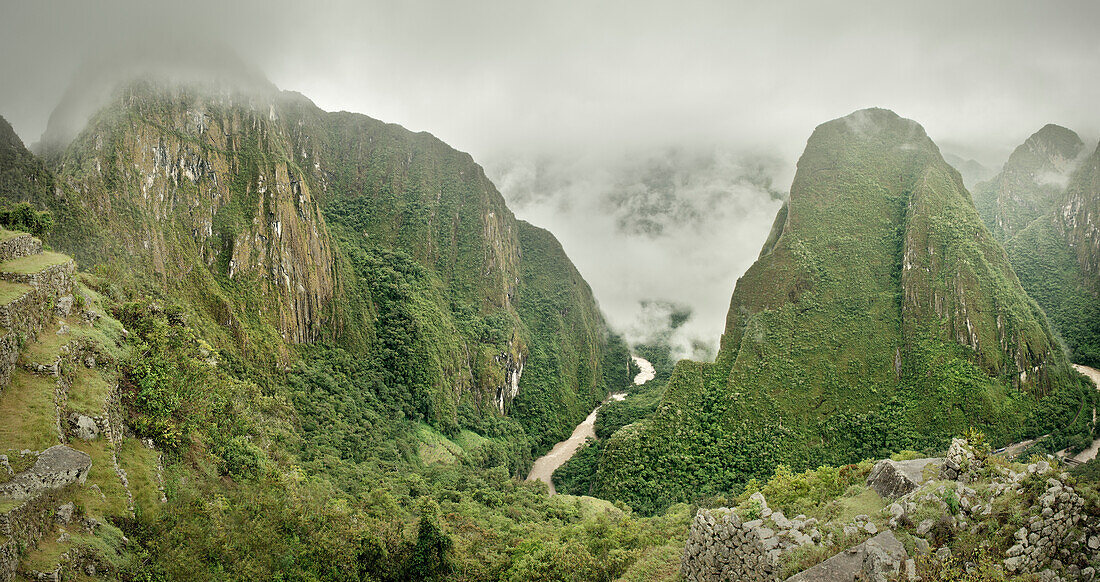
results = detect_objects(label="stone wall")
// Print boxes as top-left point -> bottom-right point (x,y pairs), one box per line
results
0,234 -> 41,264
0,259 -> 74,390
681,493 -> 823,582
0,489 -> 68,582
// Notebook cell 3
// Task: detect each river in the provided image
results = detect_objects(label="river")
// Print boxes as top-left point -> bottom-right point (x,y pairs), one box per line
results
526,356 -> 655,494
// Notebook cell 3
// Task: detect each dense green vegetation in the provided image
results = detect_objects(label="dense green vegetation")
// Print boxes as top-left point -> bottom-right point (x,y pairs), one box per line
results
596,109 -> 1094,515
969,126 -> 1100,368
0,79 -> 655,580
0,201 -> 53,236
1005,216 -> 1100,367
970,124 -> 1084,243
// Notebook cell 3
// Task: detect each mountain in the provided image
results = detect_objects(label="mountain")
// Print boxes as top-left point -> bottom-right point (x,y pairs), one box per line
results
942,152 -> 995,188
8,74 -> 626,452
0,68 -> 661,580
595,109 -> 1092,514
1002,138 -> 1100,366
0,116 -> 54,202
971,124 -> 1085,242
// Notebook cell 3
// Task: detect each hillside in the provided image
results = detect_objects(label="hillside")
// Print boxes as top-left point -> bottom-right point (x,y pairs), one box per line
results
596,109 -> 1093,514
976,127 -> 1100,367
0,68 -> 659,579
4,73 -> 626,453
971,124 -> 1085,242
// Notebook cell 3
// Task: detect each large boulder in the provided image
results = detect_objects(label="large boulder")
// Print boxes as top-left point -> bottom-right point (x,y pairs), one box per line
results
0,445 -> 91,500
866,458 -> 941,499
785,531 -> 907,582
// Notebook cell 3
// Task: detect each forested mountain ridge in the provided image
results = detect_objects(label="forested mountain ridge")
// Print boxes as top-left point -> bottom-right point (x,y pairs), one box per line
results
0,68 -> 654,581
971,124 -> 1085,242
8,74 -> 627,446
1000,136 -> 1100,367
596,109 -> 1093,514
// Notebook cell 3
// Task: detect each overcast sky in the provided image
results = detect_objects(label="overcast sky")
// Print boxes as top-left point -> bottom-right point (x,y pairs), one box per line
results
2,0 -> 1098,354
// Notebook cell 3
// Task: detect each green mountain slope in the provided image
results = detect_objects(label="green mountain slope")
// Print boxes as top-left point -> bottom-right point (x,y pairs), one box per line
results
0,69 -> 658,578
7,76 -> 624,451
596,109 -> 1092,514
0,115 -> 55,202
971,124 -> 1084,241
1002,140 -> 1100,366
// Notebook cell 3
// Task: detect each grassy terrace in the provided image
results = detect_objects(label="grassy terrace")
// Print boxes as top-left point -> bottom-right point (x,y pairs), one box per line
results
0,251 -> 71,275
0,279 -> 30,304
68,367 -> 114,416
0,369 -> 57,451
0,228 -> 23,243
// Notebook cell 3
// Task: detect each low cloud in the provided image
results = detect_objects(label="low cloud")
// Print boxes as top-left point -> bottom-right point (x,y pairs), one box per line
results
487,146 -> 786,359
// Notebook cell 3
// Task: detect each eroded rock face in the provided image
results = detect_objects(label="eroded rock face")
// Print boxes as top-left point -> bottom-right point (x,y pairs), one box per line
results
0,446 -> 91,500
866,458 -> 941,499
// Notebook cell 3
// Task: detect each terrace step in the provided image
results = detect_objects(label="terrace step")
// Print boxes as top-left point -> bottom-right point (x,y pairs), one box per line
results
0,231 -> 41,264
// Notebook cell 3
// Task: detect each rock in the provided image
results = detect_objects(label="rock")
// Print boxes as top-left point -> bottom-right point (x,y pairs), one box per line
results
83,309 -> 101,324
84,355 -> 96,368
55,502 -> 75,524
864,522 -> 878,535
69,413 -> 99,441
940,438 -> 983,481
866,458 -> 941,499
55,294 -> 74,316
916,519 -> 934,536
0,445 -> 91,500
785,531 -> 907,582
936,546 -> 952,560
913,537 -> 930,555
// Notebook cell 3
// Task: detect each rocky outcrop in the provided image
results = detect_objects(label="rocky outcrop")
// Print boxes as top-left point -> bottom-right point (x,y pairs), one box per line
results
866,458 -> 940,499
785,531 -> 907,582
0,446 -> 90,500
1002,465 -> 1089,576
939,437 -> 984,482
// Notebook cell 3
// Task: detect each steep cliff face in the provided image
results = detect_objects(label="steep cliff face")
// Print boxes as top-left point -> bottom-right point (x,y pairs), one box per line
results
998,139 -> 1100,367
47,81 -> 336,346
0,116 -> 54,202
972,124 -> 1084,241
1058,143 -> 1100,278
20,72 -> 619,446
597,109 -> 1088,513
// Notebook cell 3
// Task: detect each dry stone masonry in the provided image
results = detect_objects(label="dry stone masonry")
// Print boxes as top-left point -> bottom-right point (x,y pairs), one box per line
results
681,492 -> 827,581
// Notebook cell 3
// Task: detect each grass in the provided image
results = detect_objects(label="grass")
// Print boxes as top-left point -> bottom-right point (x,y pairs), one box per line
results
832,486 -> 887,523
117,437 -> 162,516
69,439 -> 129,518
0,369 -> 58,451
0,251 -> 71,275
20,529 -> 93,573
614,542 -> 684,582
19,321 -> 69,368
0,228 -> 22,243
416,424 -> 463,465
451,429 -> 489,450
66,367 -> 114,416
0,498 -> 21,513
0,280 -> 29,304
